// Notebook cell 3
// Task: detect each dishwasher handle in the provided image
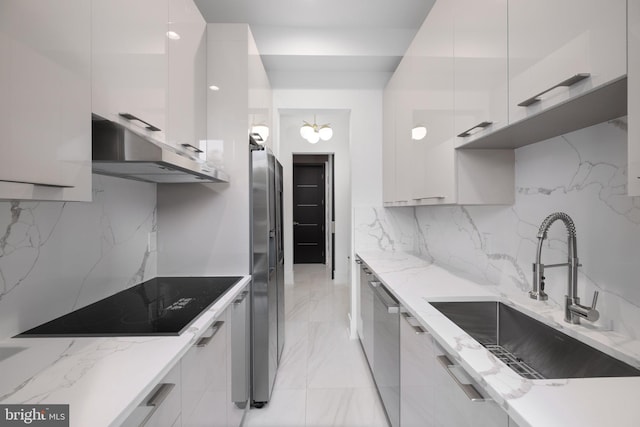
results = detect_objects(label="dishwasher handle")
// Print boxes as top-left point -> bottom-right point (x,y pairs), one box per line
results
373,285 -> 399,314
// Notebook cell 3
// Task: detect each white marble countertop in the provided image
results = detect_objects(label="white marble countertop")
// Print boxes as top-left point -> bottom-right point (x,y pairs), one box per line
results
356,250 -> 640,427
0,275 -> 251,427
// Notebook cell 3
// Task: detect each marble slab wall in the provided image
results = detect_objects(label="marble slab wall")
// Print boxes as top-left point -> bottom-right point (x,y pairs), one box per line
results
0,175 -> 157,340
356,117 -> 640,339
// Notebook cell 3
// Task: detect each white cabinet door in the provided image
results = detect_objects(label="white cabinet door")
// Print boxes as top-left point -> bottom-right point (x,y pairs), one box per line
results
92,0 -> 169,143
360,268 -> 375,368
508,0 -> 626,124
454,0 -> 508,146
181,319 -> 227,427
121,363 -> 182,427
629,0 -> 640,196
0,0 -> 91,201
382,88 -> 397,204
394,90 -> 417,204
382,0 -> 513,207
407,0 -> 456,204
356,262 -> 365,340
167,0 -> 207,153
432,341 -> 508,427
400,312 -> 436,427
227,287 -> 250,427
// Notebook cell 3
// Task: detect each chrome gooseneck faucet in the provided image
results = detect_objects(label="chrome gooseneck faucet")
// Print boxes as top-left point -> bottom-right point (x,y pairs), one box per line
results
529,212 -> 600,324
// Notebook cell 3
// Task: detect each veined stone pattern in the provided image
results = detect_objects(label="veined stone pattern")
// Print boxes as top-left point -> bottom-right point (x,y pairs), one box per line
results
0,175 -> 157,340
356,117 -> 640,339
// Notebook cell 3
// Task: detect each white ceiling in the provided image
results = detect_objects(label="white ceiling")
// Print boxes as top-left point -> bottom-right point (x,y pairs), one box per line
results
194,0 -> 435,89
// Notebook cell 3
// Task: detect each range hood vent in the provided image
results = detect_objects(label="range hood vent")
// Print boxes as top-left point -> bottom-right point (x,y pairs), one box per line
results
92,117 -> 229,184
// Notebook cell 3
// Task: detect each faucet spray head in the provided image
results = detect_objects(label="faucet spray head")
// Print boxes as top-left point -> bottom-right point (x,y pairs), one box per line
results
529,261 -> 548,300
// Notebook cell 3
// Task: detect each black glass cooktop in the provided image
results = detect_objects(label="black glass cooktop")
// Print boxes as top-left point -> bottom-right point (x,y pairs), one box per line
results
15,276 -> 243,337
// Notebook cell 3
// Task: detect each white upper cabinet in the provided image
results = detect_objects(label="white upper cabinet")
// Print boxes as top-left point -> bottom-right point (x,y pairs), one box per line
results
92,0 -> 169,144
453,0 -> 508,146
629,0 -> 640,196
168,0 -> 207,154
406,0 -> 456,203
508,0 -> 626,124
0,0 -> 91,201
382,0 -> 514,206
382,88 -> 397,204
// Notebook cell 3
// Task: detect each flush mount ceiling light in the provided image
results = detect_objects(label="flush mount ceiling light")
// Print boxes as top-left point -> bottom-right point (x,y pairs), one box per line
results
411,126 -> 427,140
300,116 -> 333,144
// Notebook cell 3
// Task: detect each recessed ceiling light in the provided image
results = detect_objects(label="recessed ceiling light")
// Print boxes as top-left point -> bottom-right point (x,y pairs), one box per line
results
209,85 -> 220,91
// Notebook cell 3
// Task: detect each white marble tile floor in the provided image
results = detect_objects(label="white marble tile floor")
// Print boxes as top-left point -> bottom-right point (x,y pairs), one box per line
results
243,264 -> 389,427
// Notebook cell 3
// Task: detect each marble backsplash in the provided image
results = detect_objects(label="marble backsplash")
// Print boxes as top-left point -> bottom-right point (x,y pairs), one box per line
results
356,117 -> 640,339
0,175 -> 157,340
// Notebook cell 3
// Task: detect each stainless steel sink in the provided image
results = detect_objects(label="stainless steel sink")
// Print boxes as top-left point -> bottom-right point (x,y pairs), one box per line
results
430,301 -> 640,379
0,346 -> 26,363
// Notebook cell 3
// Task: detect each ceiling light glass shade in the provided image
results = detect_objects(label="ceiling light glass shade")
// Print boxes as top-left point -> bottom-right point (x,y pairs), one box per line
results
318,125 -> 333,141
251,124 -> 269,142
411,126 -> 427,140
300,123 -> 314,139
307,132 -> 320,144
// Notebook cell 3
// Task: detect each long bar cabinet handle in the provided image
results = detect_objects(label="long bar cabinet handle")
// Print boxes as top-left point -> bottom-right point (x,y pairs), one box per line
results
457,121 -> 493,137
139,383 -> 175,426
518,73 -> 590,107
401,312 -> 427,334
196,321 -> 224,347
436,355 -> 486,402
119,112 -> 161,131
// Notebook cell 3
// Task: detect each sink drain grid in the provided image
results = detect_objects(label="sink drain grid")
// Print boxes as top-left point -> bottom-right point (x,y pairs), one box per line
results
484,344 -> 545,380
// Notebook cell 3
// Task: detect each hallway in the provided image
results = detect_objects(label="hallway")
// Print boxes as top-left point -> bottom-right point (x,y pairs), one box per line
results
244,264 -> 389,426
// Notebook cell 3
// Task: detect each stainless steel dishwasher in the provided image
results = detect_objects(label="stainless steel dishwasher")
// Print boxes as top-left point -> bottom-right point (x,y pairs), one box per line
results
373,282 -> 400,427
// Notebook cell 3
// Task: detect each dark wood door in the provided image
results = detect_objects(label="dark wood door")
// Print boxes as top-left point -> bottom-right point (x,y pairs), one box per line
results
293,164 -> 325,264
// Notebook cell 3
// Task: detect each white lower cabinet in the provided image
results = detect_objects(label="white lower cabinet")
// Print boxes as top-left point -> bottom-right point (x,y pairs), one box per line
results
400,311 -> 435,427
121,364 -> 182,427
181,285 -> 250,427
359,266 -> 376,368
400,309 -> 509,427
432,340 -> 508,427
182,319 -> 228,426
227,288 -> 251,426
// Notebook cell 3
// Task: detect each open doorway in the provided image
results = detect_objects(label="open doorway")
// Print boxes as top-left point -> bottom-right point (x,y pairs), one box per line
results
292,154 -> 336,279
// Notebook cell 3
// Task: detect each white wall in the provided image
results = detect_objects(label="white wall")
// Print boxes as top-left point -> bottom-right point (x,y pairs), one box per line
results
273,89 -> 383,336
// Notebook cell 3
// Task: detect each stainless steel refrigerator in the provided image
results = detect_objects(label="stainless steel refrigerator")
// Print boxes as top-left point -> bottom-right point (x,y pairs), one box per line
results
250,146 -> 284,406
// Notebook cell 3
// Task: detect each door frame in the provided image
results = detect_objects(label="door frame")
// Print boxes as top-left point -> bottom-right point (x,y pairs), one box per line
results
292,154 -> 335,273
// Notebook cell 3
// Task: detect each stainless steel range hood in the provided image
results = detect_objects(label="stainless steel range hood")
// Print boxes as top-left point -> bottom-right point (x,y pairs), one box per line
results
92,117 -> 229,184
